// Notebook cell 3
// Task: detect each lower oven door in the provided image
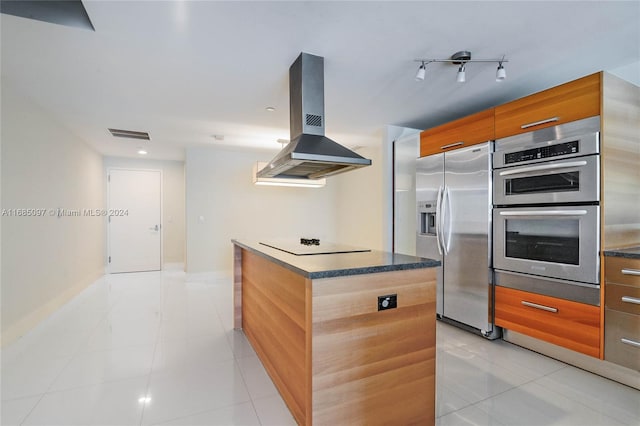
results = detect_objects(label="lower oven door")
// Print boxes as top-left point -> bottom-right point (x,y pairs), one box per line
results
493,205 -> 600,284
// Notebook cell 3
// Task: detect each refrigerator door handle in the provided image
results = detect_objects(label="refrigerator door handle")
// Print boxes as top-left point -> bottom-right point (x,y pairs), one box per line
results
443,186 -> 453,254
435,185 -> 444,255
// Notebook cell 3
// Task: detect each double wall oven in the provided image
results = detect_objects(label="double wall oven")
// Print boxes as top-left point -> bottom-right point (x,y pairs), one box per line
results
493,116 -> 601,305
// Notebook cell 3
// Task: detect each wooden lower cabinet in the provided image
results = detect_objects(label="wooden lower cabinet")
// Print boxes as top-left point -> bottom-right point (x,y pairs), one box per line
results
495,286 -> 600,357
604,256 -> 640,370
605,309 -> 640,370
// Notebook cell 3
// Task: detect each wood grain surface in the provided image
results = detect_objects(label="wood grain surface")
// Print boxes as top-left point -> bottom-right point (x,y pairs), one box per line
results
495,286 -> 600,357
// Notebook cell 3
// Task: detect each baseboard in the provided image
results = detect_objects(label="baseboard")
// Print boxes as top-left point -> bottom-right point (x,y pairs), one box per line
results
0,268 -> 104,348
163,262 -> 185,271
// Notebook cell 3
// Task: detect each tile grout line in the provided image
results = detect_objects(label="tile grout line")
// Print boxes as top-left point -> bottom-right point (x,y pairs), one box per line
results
218,274 -> 264,426
232,354 -> 265,426
138,288 -> 165,426
526,365 -> 637,425
452,365 -> 572,424
17,276 -> 119,425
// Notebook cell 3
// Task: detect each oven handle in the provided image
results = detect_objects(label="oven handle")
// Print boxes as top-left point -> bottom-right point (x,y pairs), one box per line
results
498,160 -> 588,176
499,210 -> 588,217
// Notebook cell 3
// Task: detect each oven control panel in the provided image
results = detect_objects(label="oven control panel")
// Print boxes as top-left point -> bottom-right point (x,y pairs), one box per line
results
504,140 -> 579,165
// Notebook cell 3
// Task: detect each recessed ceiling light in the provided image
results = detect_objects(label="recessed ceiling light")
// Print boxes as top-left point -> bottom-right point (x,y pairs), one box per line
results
137,149 -> 148,155
265,106 -> 276,112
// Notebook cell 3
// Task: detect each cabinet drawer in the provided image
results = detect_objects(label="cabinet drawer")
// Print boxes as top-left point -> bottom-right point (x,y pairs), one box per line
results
495,73 -> 601,139
606,283 -> 640,315
420,109 -> 494,157
605,309 -> 640,371
605,256 -> 640,288
495,286 -> 600,357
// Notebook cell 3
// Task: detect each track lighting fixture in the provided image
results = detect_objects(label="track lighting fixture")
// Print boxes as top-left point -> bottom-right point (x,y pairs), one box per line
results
414,51 -> 508,83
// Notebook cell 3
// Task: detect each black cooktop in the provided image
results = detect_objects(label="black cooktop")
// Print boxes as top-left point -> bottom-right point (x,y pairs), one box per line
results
259,239 -> 371,256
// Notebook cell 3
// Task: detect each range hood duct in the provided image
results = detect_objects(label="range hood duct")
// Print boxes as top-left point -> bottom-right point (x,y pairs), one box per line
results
257,53 -> 371,180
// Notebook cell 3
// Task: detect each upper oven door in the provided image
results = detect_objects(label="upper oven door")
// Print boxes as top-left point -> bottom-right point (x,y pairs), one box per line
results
493,155 -> 600,205
493,205 -> 600,284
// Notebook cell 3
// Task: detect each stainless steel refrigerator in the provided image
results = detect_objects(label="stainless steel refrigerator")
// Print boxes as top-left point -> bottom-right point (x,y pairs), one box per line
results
416,142 -> 498,338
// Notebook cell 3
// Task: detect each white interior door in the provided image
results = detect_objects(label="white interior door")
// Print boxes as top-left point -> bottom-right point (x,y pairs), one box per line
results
108,169 -> 161,273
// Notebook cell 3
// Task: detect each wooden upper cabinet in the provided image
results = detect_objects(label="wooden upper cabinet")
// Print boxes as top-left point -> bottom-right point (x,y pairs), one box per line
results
420,109 -> 495,157
495,72 -> 601,139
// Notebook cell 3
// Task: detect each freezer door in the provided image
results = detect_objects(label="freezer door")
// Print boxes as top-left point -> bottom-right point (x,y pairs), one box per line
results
416,234 -> 443,315
416,153 -> 444,202
443,143 -> 492,331
416,154 -> 444,315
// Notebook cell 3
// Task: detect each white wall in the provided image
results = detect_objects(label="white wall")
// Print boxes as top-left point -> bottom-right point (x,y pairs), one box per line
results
393,132 -> 421,256
103,157 -> 185,265
333,144 -> 385,251
185,146 -> 338,274
1,83 -> 105,347
609,60 -> 640,87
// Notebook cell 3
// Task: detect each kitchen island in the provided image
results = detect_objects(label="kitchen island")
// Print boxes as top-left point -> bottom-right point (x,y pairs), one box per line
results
232,240 -> 440,425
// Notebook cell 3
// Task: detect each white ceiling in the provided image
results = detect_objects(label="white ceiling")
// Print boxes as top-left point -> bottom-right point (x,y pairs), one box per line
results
2,1 -> 639,161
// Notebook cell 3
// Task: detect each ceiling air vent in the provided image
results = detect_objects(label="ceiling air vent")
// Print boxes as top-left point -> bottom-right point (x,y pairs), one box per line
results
108,128 -> 150,140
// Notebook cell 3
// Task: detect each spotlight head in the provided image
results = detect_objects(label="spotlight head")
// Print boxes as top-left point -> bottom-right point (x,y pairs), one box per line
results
415,63 -> 426,81
456,64 -> 466,83
496,64 -> 506,81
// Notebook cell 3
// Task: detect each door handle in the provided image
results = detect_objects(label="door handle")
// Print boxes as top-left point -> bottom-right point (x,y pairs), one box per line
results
621,296 -> 640,305
149,225 -> 159,231
435,186 -> 444,256
621,269 -> 640,276
520,116 -> 559,129
499,210 -> 587,217
443,186 -> 452,254
521,300 -> 558,313
621,338 -> 640,348
441,141 -> 464,150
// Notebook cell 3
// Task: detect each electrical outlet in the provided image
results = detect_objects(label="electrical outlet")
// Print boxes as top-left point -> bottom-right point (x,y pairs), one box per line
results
378,294 -> 397,311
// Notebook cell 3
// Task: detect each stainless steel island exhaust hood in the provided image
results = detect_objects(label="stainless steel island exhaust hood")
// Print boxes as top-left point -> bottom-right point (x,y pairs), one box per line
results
257,53 -> 371,180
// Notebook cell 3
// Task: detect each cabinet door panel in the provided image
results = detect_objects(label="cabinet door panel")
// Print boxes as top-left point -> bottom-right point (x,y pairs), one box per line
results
605,257 -> 640,288
606,284 -> 640,316
420,109 -> 494,157
495,286 -> 600,357
605,309 -> 640,371
495,73 -> 601,139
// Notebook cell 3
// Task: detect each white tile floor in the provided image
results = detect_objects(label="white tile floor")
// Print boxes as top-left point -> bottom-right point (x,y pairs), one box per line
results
1,269 -> 638,425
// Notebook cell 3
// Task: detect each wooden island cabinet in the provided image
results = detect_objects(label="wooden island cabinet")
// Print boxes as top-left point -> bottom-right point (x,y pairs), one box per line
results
232,240 -> 440,425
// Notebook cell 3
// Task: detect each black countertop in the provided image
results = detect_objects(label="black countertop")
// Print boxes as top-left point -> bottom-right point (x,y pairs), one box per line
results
603,247 -> 640,260
232,239 -> 440,279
